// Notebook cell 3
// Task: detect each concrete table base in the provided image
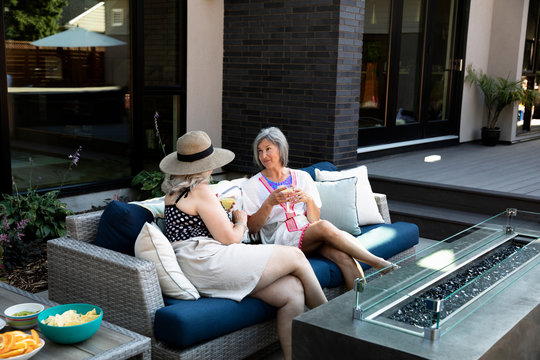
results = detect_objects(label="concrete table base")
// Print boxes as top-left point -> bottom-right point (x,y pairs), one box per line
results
293,264 -> 540,360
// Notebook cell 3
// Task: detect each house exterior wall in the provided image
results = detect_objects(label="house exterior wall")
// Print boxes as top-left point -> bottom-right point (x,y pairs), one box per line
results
460,0 -> 529,143
186,0 -> 224,146
221,0 -> 364,173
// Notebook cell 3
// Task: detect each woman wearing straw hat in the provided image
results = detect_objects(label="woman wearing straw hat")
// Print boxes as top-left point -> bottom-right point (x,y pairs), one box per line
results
160,131 -> 327,360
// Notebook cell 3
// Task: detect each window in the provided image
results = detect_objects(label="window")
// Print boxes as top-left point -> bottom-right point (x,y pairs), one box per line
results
112,9 -> 124,27
1,0 -> 187,194
3,0 -> 131,192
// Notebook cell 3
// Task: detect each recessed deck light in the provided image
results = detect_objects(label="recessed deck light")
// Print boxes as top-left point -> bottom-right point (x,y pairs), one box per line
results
424,155 -> 441,163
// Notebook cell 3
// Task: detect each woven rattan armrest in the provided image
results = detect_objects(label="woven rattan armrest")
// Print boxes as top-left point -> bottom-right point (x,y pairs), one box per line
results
373,193 -> 391,224
47,237 -> 164,338
66,210 -> 103,243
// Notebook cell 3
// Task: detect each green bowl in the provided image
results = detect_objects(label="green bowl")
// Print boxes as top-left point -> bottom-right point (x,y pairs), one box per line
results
37,303 -> 103,344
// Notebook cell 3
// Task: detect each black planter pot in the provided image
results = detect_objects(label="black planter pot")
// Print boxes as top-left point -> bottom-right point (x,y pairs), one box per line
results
481,127 -> 500,146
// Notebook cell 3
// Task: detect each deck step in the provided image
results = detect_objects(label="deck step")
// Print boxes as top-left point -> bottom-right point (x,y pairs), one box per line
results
387,200 -> 495,240
369,175 -> 540,240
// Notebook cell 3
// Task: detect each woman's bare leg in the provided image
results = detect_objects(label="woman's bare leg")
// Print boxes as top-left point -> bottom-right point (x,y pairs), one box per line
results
250,276 -> 304,360
317,245 -> 365,289
302,220 -> 391,270
251,245 -> 327,309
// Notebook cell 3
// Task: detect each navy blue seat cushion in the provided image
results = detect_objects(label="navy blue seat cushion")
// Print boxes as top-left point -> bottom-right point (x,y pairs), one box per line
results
357,222 -> 419,269
94,201 -> 154,255
155,296 -> 276,348
308,256 -> 344,288
298,161 -> 338,180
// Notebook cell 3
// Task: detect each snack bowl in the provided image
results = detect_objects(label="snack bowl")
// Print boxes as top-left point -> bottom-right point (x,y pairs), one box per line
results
4,303 -> 45,329
37,303 -> 103,344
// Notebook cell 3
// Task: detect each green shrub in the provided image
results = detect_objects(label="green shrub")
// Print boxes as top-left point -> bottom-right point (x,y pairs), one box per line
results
0,190 -> 73,271
0,146 -> 81,272
131,170 -> 165,199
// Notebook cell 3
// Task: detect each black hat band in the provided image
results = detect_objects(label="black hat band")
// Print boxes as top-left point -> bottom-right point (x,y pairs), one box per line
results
177,145 -> 214,162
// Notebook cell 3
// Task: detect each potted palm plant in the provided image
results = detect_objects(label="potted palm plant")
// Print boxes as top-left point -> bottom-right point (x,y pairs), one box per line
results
465,66 -> 538,145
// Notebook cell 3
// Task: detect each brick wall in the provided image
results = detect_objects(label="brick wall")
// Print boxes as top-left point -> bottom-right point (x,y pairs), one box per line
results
222,0 -> 364,173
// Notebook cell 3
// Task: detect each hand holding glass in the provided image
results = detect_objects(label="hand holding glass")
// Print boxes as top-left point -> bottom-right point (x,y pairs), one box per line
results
281,187 -> 294,213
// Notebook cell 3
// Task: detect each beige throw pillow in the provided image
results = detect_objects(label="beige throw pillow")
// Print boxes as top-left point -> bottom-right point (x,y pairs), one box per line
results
134,222 -> 200,300
315,166 -> 384,226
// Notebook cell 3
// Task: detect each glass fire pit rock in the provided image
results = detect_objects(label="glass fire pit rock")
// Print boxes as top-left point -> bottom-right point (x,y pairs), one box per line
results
352,208 -> 540,341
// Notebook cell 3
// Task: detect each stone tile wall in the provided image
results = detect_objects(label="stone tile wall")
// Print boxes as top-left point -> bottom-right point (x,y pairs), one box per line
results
222,0 -> 364,173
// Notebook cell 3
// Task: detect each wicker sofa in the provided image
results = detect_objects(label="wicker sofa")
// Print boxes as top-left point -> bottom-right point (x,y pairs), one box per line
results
47,165 -> 419,359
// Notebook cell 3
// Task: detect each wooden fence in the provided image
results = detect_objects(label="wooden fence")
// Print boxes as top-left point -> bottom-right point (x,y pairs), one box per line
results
6,40 -> 105,87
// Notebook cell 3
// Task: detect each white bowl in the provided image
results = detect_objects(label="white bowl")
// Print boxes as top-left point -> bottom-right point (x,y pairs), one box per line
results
4,303 -> 45,329
5,339 -> 45,360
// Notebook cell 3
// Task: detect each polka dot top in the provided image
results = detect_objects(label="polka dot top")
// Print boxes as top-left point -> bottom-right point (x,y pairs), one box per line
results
164,188 -> 212,242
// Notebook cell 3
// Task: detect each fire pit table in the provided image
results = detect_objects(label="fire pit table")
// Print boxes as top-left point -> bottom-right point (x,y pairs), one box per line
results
293,209 -> 540,359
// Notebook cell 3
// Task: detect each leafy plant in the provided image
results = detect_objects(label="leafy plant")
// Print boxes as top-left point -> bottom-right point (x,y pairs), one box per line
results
464,66 -> 538,129
0,190 -> 73,242
0,145 -> 80,271
132,170 -> 165,199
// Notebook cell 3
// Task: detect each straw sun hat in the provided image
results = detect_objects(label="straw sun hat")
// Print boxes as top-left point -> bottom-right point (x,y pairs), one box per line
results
159,131 -> 235,175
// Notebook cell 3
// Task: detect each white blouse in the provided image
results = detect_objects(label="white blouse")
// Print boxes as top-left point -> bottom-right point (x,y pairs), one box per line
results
243,169 -> 322,246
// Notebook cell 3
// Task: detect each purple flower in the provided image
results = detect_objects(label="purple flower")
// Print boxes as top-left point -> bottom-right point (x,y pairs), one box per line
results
153,112 -> 167,156
16,219 -> 30,230
2,215 -> 8,230
68,146 -> 83,167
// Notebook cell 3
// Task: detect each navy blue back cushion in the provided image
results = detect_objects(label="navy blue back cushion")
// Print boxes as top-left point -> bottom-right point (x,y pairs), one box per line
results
298,161 -> 338,180
94,201 -> 154,255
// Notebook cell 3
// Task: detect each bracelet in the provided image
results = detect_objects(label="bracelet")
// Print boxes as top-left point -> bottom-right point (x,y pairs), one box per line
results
234,221 -> 247,229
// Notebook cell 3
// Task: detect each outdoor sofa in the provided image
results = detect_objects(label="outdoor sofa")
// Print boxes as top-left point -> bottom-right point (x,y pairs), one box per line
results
47,162 -> 419,359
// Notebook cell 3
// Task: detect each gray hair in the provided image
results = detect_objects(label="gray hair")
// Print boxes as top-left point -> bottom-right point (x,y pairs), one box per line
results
252,127 -> 289,169
161,172 -> 211,196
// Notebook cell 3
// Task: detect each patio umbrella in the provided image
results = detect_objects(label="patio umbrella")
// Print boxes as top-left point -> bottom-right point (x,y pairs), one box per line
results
31,27 -> 126,48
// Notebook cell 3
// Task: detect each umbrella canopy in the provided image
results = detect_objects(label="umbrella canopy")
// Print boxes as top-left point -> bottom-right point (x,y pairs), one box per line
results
31,27 -> 126,48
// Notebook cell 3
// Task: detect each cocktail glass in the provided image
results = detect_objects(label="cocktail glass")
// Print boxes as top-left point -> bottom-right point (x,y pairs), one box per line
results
281,187 -> 294,214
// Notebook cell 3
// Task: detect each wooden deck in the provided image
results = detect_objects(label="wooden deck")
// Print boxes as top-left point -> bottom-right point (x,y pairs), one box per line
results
358,138 -> 540,239
361,138 -> 540,199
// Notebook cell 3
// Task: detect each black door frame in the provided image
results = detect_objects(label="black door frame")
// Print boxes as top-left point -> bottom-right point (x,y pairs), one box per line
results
0,0 -> 13,194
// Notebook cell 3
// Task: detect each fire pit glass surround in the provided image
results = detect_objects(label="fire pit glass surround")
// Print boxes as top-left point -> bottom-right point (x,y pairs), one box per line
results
353,209 -> 540,340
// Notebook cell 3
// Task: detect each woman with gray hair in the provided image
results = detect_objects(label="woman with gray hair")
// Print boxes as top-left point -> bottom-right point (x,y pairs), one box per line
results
160,130 -> 327,360
243,127 -> 396,288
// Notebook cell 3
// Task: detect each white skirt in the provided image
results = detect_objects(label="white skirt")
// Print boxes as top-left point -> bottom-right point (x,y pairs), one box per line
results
172,237 -> 274,301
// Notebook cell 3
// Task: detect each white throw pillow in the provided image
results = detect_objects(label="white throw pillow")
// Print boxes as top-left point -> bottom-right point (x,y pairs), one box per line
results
315,166 -> 384,226
134,222 -> 200,300
315,177 -> 362,236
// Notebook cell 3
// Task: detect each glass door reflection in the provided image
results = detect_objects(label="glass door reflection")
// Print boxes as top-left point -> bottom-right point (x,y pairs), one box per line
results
360,0 -> 391,129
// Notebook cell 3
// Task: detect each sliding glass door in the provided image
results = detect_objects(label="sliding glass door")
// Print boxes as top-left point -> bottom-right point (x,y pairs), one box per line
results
359,0 -> 468,146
